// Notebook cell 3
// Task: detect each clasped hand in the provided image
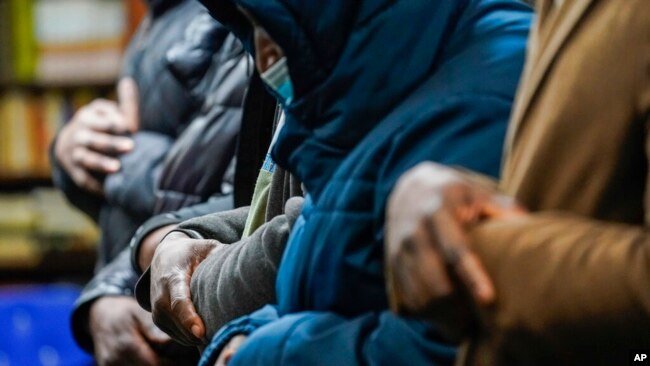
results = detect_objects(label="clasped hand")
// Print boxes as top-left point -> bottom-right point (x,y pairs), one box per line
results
385,162 -> 526,340
149,231 -> 224,346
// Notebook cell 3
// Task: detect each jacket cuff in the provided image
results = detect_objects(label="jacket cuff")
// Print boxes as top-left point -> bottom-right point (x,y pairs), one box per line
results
198,305 -> 279,366
70,253 -> 139,352
129,214 -> 186,276
167,228 -> 205,240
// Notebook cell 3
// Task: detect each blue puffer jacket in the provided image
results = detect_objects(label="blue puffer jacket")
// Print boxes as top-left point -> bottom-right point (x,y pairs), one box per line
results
199,0 -> 532,364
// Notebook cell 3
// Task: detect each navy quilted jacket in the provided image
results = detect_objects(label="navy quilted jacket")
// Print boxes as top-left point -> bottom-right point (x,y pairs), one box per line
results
199,0 -> 532,364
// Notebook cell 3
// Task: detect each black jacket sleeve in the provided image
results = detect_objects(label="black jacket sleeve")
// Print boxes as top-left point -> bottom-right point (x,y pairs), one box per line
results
70,249 -> 137,352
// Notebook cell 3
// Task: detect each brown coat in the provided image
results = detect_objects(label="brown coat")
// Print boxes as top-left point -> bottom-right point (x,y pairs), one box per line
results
462,0 -> 650,364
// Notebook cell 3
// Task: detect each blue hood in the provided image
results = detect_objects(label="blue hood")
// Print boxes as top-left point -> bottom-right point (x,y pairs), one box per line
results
202,0 -> 531,200
200,0 -> 533,326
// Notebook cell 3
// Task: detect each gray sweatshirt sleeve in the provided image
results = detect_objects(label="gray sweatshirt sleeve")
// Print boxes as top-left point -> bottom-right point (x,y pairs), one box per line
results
176,205 -> 250,243
190,196 -> 304,338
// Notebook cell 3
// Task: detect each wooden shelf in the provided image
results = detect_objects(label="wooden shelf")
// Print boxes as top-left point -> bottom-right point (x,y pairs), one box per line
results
0,247 -> 96,284
0,80 -> 116,91
0,176 -> 52,191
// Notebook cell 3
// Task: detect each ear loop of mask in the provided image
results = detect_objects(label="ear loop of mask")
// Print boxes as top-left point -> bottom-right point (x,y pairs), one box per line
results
260,57 -> 294,105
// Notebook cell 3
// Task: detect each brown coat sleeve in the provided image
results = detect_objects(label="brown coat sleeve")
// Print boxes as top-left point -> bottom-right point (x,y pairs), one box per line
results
463,213 -> 650,365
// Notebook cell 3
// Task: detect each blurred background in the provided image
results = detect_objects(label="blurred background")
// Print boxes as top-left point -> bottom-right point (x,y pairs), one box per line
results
0,0 -> 145,364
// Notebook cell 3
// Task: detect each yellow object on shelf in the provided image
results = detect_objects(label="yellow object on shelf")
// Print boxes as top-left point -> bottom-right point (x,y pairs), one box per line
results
0,194 -> 36,232
9,0 -> 36,83
0,189 -> 98,270
0,234 -> 41,269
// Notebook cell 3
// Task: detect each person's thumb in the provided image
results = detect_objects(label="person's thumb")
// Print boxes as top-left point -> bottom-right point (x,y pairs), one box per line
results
169,278 -> 206,343
118,77 -> 139,133
178,297 -> 206,341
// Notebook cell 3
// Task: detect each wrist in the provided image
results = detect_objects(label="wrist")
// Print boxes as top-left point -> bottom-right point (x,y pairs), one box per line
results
151,229 -> 212,264
136,224 -> 178,272
130,216 -> 184,275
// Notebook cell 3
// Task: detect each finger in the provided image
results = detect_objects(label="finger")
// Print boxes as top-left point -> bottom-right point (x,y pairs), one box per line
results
391,223 -> 454,312
118,78 -> 139,132
138,314 -> 173,346
75,130 -> 134,154
215,346 -> 236,366
69,166 -> 104,195
484,194 -> 527,219
216,335 -> 247,366
454,249 -> 495,305
221,348 -> 237,366
72,146 -> 121,174
443,184 -> 488,226
429,211 -> 495,305
81,100 -> 130,134
151,297 -> 199,346
169,274 -> 206,341
129,330 -> 161,366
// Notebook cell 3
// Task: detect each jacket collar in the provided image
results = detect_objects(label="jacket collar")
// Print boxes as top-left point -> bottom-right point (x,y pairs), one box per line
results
504,0 -> 595,159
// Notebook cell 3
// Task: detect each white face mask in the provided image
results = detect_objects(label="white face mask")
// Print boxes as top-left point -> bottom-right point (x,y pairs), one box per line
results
260,57 -> 294,105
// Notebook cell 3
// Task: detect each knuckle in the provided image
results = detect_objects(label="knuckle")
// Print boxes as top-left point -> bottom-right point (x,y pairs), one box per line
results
121,342 -> 139,355
91,98 -> 111,108
78,176 -> 91,188
69,169 -> 84,184
76,106 -> 92,117
170,297 -> 191,316
102,357 -> 120,366
71,148 -> 84,163
83,153 -> 99,167
158,272 -> 176,286
73,130 -> 90,146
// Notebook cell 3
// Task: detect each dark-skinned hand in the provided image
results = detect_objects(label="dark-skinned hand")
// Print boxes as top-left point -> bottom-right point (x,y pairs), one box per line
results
89,296 -> 198,366
385,162 -> 526,340
214,335 -> 248,366
54,78 -> 139,195
149,231 -> 224,346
